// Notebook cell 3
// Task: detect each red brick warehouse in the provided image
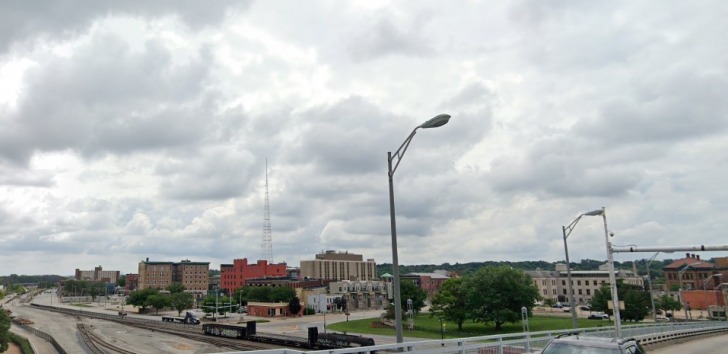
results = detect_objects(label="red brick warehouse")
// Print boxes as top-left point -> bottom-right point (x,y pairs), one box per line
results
220,258 -> 287,294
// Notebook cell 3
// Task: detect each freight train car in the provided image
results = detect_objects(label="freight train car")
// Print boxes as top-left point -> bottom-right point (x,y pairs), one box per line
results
202,323 -> 249,339
202,321 -> 375,350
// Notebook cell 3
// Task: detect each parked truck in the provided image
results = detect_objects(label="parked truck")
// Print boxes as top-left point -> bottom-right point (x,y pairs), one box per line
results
162,311 -> 200,324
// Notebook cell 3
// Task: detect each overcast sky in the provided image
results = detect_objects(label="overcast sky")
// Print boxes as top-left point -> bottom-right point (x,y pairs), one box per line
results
1,1 -> 727,276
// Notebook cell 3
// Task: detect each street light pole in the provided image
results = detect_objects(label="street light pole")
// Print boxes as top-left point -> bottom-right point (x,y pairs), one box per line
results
388,113 -> 451,344
600,207 -> 622,340
646,252 -> 661,323
702,274 -> 721,319
678,262 -> 701,320
562,209 -> 604,329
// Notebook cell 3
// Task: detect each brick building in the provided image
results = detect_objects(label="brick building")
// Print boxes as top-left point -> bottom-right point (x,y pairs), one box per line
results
124,274 -> 138,292
663,254 -> 727,313
400,272 -> 450,298
75,266 -> 120,284
219,258 -> 287,294
663,254 -> 721,291
138,258 -> 209,292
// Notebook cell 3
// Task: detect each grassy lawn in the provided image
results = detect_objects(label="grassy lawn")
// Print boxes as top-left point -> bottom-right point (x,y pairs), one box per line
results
327,314 -> 614,339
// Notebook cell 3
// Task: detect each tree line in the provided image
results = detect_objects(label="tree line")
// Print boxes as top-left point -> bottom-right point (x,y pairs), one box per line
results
377,258 -> 683,280
125,283 -> 305,317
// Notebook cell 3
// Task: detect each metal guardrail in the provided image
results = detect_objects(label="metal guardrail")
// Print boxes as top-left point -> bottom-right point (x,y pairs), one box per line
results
219,321 -> 728,354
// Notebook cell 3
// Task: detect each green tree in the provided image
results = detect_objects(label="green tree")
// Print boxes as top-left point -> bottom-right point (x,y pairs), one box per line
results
117,275 -> 127,287
170,292 -> 194,316
231,288 -> 247,312
63,280 -> 89,297
429,278 -> 468,330
0,290 -> 5,300
202,294 -> 231,316
166,282 -> 186,294
464,266 -> 540,331
400,280 -> 428,314
89,282 -> 106,301
543,298 -> 556,308
0,309 -> 10,352
246,287 -> 272,302
384,281 -> 428,320
270,287 -> 296,303
655,294 -> 681,316
590,284 -> 612,315
621,283 -> 651,322
147,294 -> 171,315
591,281 -> 651,321
288,297 -> 302,316
126,288 -> 159,312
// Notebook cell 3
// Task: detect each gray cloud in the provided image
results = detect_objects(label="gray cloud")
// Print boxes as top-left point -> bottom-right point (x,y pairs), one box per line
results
0,0 -> 249,53
576,70 -> 728,144
0,34 -> 216,166
347,17 -> 434,61
3,1 -> 728,275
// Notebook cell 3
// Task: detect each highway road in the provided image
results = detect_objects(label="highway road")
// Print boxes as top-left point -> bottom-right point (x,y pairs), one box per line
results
652,333 -> 728,353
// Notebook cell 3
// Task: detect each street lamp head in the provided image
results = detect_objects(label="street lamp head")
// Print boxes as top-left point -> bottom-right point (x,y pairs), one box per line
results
419,114 -> 451,129
582,209 -> 604,216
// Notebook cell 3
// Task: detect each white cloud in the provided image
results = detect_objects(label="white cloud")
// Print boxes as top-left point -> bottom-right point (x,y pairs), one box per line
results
2,0 -> 728,275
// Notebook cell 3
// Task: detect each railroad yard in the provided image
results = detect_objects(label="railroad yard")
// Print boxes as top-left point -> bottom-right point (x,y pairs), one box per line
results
5,290 -> 388,353
4,291 -> 291,353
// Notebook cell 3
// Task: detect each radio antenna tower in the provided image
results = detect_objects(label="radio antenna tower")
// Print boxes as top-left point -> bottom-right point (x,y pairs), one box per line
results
261,159 -> 273,263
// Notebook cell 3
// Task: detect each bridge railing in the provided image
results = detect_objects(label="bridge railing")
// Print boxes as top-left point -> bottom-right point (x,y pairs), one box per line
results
220,320 -> 728,354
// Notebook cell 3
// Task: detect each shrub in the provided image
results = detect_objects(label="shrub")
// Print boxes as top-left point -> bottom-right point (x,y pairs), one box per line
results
9,332 -> 33,354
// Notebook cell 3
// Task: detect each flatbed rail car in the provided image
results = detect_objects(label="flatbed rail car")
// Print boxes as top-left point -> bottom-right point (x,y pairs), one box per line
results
162,311 -> 201,324
202,322 -> 375,349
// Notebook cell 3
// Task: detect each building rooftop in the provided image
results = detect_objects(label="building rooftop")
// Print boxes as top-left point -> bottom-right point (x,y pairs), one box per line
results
664,254 -> 716,269
406,272 -> 450,279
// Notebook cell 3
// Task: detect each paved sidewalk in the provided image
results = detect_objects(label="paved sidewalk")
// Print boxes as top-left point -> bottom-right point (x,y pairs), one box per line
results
9,325 -> 57,354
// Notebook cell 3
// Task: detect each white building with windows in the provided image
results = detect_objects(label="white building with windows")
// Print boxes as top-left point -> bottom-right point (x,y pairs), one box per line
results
527,263 -> 644,305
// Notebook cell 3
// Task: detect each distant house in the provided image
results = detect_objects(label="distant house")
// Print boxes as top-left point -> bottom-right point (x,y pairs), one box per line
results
246,301 -> 302,317
400,272 -> 451,298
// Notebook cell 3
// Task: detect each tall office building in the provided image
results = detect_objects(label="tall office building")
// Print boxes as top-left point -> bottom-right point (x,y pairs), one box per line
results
300,250 -> 377,281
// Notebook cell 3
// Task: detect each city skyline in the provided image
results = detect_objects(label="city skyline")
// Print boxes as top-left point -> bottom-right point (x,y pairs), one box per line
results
2,1 -> 728,274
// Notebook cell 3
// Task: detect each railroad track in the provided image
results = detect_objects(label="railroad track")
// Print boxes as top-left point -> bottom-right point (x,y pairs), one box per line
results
78,323 -> 136,354
122,321 -> 277,351
31,304 -> 280,351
